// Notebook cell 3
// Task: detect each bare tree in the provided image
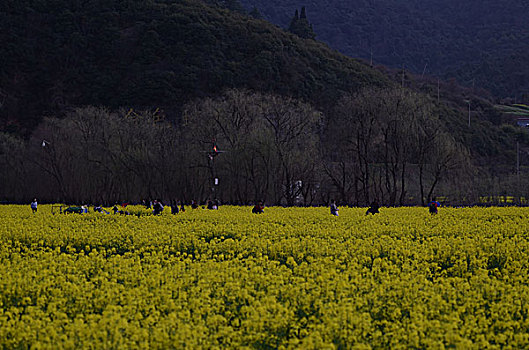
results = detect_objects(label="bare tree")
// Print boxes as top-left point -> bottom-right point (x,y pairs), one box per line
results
0,133 -> 28,201
328,87 -> 385,205
326,87 -> 470,206
184,89 -> 322,205
257,94 -> 322,205
24,107 -> 187,203
424,133 -> 470,203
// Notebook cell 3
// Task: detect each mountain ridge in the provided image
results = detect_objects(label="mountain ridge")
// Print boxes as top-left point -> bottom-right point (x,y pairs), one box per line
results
240,0 -> 529,99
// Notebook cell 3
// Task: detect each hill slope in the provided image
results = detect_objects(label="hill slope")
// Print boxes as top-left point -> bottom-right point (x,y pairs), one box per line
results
0,0 -> 526,166
239,0 -> 529,99
0,0 -> 388,135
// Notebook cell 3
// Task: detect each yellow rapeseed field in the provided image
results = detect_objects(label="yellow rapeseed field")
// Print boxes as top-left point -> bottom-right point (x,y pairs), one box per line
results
2,205 -> 529,348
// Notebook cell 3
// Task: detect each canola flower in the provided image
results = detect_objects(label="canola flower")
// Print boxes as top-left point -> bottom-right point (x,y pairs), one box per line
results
1,205 -> 529,348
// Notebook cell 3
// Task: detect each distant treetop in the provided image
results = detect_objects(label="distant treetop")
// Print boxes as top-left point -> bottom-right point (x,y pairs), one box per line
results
288,6 -> 316,39
249,6 -> 263,19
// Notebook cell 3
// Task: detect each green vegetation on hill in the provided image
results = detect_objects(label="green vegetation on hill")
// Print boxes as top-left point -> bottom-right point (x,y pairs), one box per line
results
240,0 -> 529,99
454,51 -> 529,101
496,104 -> 529,117
0,0 -> 388,135
288,7 -> 316,40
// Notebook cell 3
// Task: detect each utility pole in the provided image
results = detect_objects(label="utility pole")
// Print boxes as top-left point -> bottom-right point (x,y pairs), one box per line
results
401,64 -> 405,88
468,101 -> 471,127
205,141 -> 225,200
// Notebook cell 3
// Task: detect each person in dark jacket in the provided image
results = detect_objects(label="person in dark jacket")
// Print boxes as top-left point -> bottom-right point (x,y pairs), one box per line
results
171,200 -> 179,215
428,197 -> 441,215
153,200 -> 164,215
252,201 -> 264,214
366,201 -> 380,215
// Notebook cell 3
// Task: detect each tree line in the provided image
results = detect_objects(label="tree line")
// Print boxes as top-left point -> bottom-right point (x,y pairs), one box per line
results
0,87 -> 482,206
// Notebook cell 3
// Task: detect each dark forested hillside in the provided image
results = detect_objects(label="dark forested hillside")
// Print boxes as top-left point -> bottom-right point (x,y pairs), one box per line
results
0,0 -> 388,135
2,0 -> 529,205
239,0 -> 529,99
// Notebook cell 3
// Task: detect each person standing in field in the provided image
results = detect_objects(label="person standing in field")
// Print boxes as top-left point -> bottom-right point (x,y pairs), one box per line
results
153,200 -> 164,215
330,200 -> 339,216
428,197 -> 441,215
366,201 -> 380,215
252,201 -> 264,214
171,199 -> 179,215
30,198 -> 38,213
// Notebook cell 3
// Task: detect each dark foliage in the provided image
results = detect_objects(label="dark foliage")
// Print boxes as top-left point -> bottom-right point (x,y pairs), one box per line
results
238,0 -> 529,99
203,0 -> 247,14
288,7 -> 316,40
249,6 -> 263,20
0,0 -> 387,136
2,0 -> 529,206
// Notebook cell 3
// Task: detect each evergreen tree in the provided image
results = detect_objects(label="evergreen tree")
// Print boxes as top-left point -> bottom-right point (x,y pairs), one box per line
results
249,6 -> 263,19
288,9 -> 300,32
288,7 -> 316,40
300,6 -> 307,19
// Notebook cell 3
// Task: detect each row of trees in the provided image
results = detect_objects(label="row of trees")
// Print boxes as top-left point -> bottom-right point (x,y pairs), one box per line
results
0,88 -> 471,205
326,88 -> 470,206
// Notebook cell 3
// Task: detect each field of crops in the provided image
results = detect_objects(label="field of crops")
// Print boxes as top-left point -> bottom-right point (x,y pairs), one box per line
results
2,205 -> 529,349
